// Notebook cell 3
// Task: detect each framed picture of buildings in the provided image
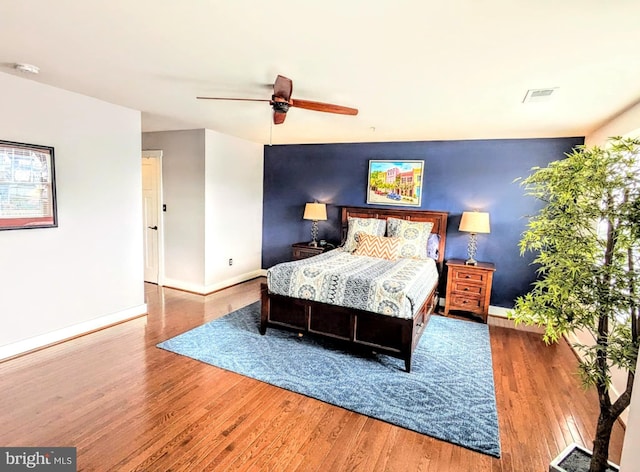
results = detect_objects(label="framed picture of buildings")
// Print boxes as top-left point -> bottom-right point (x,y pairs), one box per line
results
0,140 -> 58,230
366,160 -> 424,207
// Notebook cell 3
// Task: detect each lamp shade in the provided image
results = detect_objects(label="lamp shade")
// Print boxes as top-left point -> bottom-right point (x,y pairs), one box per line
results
303,202 -> 327,221
459,211 -> 490,234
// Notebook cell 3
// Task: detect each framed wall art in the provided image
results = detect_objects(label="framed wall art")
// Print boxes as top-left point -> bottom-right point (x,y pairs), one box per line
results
0,140 -> 58,230
366,160 -> 424,207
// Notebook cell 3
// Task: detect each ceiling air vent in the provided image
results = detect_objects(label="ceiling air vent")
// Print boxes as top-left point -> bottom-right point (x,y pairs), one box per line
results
522,88 -> 557,103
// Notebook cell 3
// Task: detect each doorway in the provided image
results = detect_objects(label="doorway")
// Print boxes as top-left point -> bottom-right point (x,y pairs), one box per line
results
142,150 -> 163,284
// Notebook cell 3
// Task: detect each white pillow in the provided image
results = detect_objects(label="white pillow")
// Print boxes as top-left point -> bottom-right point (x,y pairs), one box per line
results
343,217 -> 386,252
386,217 -> 434,259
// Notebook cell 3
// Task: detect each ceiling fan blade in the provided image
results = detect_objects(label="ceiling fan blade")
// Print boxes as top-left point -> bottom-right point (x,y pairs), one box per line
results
290,98 -> 358,115
273,111 -> 287,125
196,96 -> 270,102
273,75 -> 293,101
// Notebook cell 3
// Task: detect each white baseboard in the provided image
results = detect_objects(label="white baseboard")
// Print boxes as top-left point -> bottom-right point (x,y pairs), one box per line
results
163,270 -> 265,295
0,303 -> 148,361
488,305 -> 511,317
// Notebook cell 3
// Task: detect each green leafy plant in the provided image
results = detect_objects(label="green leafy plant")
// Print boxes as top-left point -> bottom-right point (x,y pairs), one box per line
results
510,136 -> 640,472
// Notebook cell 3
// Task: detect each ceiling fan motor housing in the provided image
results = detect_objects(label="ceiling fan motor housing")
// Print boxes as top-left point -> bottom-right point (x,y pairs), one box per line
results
271,96 -> 290,113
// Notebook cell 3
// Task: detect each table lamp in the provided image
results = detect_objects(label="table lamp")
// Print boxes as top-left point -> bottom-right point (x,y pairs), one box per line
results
458,211 -> 490,265
303,202 -> 327,247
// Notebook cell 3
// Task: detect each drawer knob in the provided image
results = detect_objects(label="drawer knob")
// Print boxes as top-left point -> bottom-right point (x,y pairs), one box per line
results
465,275 -> 470,279
464,287 -> 469,291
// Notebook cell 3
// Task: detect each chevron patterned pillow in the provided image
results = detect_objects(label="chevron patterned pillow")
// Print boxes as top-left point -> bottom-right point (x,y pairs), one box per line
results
352,233 -> 400,260
343,217 -> 387,252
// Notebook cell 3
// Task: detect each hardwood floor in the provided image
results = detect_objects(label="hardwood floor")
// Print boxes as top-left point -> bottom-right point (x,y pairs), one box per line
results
0,278 -> 625,471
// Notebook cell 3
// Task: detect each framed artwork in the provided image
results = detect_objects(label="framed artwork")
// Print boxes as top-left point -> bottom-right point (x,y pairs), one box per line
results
0,140 -> 58,230
366,160 -> 424,207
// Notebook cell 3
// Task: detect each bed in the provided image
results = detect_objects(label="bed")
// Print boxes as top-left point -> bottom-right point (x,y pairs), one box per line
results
260,206 -> 448,372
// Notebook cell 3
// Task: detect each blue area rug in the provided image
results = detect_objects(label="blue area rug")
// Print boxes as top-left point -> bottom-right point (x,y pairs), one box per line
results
157,302 -> 501,457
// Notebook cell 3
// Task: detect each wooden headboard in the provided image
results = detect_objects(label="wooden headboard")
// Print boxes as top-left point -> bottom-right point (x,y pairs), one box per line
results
340,206 -> 449,265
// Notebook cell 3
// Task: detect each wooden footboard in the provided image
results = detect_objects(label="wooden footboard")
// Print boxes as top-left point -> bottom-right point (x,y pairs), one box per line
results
260,282 -> 438,372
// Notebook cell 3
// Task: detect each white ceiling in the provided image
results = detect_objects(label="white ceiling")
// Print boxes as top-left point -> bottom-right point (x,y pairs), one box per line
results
2,0 -> 639,145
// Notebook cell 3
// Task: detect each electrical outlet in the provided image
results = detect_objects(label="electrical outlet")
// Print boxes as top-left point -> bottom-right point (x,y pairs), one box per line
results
228,258 -> 233,266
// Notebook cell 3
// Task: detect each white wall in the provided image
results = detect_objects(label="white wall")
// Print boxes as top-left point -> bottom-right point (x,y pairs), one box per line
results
0,72 -> 146,359
142,130 -> 206,288
204,129 -> 263,292
621,359 -> 640,471
142,129 -> 263,294
586,107 -> 640,470
586,101 -> 640,146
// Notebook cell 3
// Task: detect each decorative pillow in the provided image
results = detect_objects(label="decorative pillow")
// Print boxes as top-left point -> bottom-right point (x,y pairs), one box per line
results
427,233 -> 440,260
342,217 -> 386,252
386,218 -> 434,259
352,233 -> 400,260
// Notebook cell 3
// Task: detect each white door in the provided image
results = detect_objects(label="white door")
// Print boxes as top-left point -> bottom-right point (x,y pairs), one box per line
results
142,151 -> 163,284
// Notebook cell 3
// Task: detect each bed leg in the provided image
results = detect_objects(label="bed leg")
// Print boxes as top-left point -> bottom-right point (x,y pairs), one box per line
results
260,283 -> 269,335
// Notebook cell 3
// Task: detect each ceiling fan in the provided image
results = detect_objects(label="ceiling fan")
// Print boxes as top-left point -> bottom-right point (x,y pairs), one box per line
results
197,75 -> 358,124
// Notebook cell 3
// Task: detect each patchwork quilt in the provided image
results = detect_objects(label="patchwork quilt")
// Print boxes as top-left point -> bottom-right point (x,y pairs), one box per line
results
267,249 -> 439,319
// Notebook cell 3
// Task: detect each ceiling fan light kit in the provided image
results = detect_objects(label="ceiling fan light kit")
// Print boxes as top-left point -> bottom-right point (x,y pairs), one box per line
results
197,75 -> 358,125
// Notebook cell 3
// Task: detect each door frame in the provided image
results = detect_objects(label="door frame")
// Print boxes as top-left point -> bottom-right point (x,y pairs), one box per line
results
142,150 -> 164,286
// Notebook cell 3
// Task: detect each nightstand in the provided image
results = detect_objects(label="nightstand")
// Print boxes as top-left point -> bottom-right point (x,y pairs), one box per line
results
444,259 -> 495,323
291,242 -> 328,260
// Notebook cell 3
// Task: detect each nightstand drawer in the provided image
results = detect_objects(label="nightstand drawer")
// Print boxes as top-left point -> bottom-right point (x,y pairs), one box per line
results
291,242 -> 333,261
293,247 -> 323,259
452,282 -> 484,295
453,270 -> 487,284
449,294 -> 483,312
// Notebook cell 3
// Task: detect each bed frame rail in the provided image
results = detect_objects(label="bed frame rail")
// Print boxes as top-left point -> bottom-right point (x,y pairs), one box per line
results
260,282 -> 438,372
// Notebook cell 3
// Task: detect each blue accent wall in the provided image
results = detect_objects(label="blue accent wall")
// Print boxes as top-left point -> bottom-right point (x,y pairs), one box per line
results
262,137 -> 584,308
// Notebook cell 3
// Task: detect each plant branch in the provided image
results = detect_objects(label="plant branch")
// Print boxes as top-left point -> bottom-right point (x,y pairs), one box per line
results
509,136 -> 640,471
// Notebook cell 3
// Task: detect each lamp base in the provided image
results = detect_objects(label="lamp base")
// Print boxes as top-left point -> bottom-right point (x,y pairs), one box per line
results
309,221 -> 319,248
465,233 -> 478,266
